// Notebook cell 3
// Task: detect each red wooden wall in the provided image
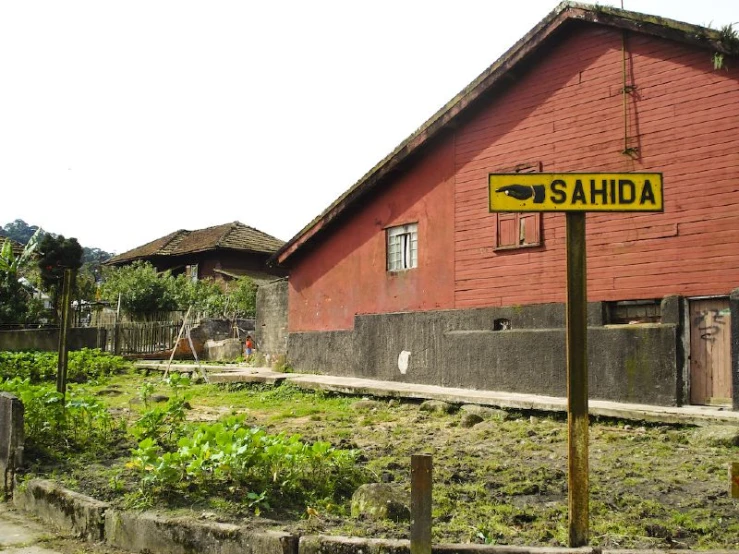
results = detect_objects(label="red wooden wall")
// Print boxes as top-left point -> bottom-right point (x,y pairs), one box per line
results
455,25 -> 739,308
288,136 -> 456,332
289,24 -> 739,332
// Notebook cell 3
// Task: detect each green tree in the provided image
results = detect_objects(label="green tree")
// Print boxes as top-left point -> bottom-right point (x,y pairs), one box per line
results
0,231 -> 41,324
170,274 -> 227,316
99,261 -> 177,319
228,276 -> 258,317
0,219 -> 40,244
37,234 -> 84,320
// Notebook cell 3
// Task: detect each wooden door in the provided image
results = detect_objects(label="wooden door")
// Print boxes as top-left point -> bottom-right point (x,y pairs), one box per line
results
689,299 -> 732,405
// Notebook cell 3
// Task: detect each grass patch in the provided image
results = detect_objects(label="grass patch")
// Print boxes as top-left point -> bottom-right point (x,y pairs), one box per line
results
6,366 -> 739,548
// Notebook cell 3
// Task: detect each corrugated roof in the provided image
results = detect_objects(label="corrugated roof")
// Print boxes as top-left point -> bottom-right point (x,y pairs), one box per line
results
273,1 -> 735,266
0,237 -> 25,258
107,222 -> 284,265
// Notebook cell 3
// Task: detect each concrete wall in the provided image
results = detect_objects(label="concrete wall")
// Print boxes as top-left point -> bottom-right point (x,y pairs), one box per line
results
289,331 -> 354,376
0,392 -> 23,496
256,279 -> 288,358
289,302 -> 682,406
0,328 -> 103,352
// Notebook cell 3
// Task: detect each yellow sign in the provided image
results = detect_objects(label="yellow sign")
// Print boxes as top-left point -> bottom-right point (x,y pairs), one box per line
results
489,173 -> 663,212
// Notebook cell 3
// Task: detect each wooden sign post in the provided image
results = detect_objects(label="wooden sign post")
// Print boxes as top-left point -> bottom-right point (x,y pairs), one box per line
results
489,172 -> 664,546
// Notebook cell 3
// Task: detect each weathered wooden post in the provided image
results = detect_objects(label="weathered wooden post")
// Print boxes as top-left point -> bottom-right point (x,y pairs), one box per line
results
411,454 -> 432,554
113,292 -> 122,355
56,268 -> 74,398
566,212 -> 588,546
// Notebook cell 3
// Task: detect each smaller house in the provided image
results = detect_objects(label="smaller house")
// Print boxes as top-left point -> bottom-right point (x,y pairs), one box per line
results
0,238 -> 25,258
106,221 -> 286,284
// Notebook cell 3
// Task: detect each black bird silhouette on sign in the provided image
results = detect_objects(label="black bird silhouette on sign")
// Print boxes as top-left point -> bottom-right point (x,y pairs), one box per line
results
496,184 -> 546,203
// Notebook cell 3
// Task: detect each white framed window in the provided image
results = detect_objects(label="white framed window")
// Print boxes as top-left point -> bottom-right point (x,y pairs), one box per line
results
387,223 -> 418,271
186,264 -> 199,282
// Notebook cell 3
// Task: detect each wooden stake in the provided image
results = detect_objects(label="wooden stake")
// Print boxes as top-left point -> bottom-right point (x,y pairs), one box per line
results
164,306 -> 191,380
56,269 -> 74,399
411,454 -> 432,554
566,212 -> 589,547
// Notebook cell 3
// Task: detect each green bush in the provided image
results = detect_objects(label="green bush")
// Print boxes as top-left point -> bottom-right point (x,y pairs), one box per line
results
0,349 -> 130,383
0,378 -> 120,453
128,416 -> 364,514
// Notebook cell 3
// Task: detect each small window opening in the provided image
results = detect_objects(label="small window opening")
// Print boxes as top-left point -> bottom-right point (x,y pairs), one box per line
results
493,318 -> 512,331
607,299 -> 661,324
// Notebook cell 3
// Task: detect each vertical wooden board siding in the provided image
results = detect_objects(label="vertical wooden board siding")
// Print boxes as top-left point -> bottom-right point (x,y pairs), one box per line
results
689,299 -> 732,405
454,25 -> 739,308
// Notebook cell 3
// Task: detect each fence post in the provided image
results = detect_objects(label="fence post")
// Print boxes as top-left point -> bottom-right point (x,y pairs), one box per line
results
56,269 -> 74,399
411,454 -> 432,554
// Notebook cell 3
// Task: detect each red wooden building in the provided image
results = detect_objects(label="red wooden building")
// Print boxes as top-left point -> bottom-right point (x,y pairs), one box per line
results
272,4 -> 739,409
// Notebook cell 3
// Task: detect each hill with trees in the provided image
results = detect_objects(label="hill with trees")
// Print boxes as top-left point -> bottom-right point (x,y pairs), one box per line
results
0,219 -> 112,264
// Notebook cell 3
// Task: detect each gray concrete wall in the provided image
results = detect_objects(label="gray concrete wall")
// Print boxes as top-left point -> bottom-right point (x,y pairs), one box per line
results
0,393 -> 23,497
289,331 -> 354,376
0,327 -> 103,352
288,302 -> 682,406
256,278 -> 288,358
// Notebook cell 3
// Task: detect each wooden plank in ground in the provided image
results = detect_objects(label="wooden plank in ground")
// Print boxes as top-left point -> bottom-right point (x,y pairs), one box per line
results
208,371 -> 290,385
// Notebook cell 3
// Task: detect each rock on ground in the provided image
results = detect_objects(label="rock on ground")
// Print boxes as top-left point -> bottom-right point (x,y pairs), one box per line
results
419,400 -> 457,414
350,483 -> 410,522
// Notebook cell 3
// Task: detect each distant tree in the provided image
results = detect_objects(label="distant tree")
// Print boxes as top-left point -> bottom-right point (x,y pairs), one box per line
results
1,219 -> 41,244
37,234 -> 84,320
82,247 -> 112,265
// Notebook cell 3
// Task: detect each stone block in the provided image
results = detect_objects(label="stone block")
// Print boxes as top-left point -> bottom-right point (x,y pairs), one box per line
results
204,338 -> 243,361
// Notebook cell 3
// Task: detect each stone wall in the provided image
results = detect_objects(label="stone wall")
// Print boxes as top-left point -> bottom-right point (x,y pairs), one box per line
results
256,278 -> 288,358
288,302 -> 683,406
0,327 -> 103,352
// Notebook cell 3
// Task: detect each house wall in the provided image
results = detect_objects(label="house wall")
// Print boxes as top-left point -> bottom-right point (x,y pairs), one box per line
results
148,251 -> 285,281
454,25 -> 739,308
280,24 -> 739,406
288,135 -> 457,332
200,251 -> 286,281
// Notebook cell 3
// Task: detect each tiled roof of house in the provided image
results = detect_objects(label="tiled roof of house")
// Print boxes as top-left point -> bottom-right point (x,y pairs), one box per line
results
107,222 -> 284,265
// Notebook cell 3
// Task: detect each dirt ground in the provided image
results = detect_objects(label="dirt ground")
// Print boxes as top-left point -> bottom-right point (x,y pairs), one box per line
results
25,378 -> 739,549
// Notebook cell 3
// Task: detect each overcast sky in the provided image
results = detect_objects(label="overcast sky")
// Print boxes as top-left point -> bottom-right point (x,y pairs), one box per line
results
1,1 -> 736,254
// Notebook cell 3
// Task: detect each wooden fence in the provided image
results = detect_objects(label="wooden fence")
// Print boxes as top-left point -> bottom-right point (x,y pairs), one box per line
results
100,322 -> 182,355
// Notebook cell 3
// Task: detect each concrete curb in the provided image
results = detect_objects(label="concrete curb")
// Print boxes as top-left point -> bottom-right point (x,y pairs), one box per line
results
11,480 -> 739,554
13,478 -> 108,541
105,509 -> 296,554
132,363 -> 739,426
299,535 -> 598,554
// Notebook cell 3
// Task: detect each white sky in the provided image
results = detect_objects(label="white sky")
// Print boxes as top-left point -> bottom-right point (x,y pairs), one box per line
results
1,1 -> 736,254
